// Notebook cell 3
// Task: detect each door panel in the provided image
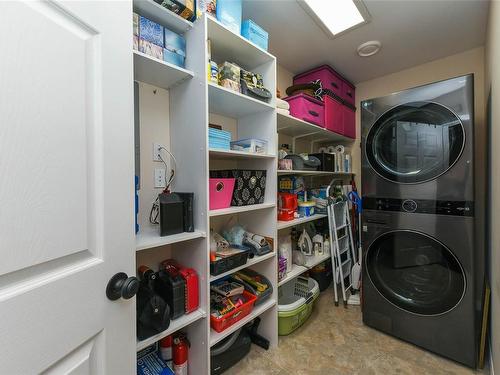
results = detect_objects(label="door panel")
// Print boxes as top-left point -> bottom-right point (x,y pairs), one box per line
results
0,1 -> 134,373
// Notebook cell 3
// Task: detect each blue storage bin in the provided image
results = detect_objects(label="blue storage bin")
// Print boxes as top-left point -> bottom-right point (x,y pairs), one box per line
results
209,128 -> 232,150
241,19 -> 268,51
216,0 -> 242,35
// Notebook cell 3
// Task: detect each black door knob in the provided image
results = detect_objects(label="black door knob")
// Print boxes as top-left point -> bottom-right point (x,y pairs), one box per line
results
106,272 -> 140,301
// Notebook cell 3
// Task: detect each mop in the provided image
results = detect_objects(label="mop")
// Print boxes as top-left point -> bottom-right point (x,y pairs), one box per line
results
347,190 -> 362,305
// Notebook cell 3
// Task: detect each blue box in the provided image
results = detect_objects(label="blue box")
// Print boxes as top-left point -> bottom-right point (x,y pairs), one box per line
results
139,16 -> 164,47
241,20 -> 268,51
137,344 -> 174,375
163,48 -> 185,67
216,0 -> 242,35
164,28 -> 186,57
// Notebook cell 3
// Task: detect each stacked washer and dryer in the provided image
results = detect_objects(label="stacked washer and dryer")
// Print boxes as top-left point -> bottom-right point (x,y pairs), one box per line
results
361,75 -> 484,368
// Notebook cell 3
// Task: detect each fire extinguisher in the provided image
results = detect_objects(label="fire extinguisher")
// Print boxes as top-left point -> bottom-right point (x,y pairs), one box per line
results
159,335 -> 173,368
173,334 -> 189,375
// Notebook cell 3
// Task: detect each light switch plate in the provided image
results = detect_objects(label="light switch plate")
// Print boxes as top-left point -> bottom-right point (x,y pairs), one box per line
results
154,168 -> 166,188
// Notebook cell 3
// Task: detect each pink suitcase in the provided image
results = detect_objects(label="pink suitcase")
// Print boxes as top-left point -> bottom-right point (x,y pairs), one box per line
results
324,95 -> 343,134
284,93 -> 325,127
209,178 -> 235,210
293,65 -> 343,98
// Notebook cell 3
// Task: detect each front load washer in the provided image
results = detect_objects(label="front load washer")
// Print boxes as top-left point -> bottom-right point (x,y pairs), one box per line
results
361,207 -> 481,368
361,74 -> 474,203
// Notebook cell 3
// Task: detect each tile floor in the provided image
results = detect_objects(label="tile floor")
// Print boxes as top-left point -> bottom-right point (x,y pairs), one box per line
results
224,287 -> 486,375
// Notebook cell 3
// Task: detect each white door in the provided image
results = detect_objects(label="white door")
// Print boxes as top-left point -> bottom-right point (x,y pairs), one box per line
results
0,1 -> 135,373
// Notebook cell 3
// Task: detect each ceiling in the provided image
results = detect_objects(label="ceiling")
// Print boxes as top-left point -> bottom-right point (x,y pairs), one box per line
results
242,0 -> 489,83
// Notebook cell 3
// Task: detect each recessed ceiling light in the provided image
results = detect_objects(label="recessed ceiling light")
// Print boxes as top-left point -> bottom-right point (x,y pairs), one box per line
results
299,0 -> 370,37
357,40 -> 381,57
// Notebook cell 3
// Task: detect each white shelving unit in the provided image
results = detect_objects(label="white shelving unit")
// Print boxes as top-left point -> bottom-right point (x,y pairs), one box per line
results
278,253 -> 331,287
133,7 -> 278,373
277,170 -> 354,176
277,213 -> 328,230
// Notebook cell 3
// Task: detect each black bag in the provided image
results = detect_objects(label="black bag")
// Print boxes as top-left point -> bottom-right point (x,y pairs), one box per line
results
136,279 -> 171,341
210,170 -> 266,206
210,328 -> 251,375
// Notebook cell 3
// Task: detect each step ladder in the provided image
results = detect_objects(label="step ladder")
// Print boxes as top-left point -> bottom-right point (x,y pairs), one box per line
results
326,188 -> 357,307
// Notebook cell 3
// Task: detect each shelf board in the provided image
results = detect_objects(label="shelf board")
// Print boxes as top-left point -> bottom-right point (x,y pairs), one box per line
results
209,149 -> 276,160
277,112 -> 353,143
209,202 -> 275,217
133,0 -> 193,34
277,170 -> 354,176
137,308 -> 206,351
210,251 -> 275,282
210,298 -> 276,346
133,51 -> 194,90
278,254 -> 331,287
277,214 -> 328,230
206,15 -> 275,70
304,253 -> 331,269
278,263 -> 307,287
208,82 -> 274,118
136,226 -> 206,251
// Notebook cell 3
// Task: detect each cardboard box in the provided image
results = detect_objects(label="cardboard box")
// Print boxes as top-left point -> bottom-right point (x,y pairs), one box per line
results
133,35 -> 139,51
139,38 -> 163,60
157,0 -> 194,21
216,0 -> 242,34
163,48 -> 185,67
139,16 -> 164,47
133,12 -> 139,36
241,19 -> 268,50
196,0 -> 216,18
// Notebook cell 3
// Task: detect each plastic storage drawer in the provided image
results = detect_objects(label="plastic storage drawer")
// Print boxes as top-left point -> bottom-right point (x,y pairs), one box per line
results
284,93 -> 324,127
278,277 -> 319,335
293,65 -> 343,99
211,290 -> 257,333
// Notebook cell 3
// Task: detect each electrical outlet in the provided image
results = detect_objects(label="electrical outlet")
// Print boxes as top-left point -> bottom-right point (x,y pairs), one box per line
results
153,143 -> 163,161
154,168 -> 166,188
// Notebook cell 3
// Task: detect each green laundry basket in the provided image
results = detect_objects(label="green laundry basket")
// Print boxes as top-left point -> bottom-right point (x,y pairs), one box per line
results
278,277 -> 320,335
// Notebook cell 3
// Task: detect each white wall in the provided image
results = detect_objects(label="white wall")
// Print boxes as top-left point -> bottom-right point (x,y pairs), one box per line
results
485,1 -> 500,371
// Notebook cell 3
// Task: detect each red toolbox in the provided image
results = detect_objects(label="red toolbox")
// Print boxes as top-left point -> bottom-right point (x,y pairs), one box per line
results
162,259 -> 199,314
284,93 -> 324,127
210,291 -> 257,333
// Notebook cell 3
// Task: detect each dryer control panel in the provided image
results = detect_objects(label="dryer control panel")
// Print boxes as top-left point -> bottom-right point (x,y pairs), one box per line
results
363,197 -> 474,217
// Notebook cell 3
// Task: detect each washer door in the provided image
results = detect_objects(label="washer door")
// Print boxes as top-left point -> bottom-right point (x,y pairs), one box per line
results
365,101 -> 465,184
366,230 -> 466,315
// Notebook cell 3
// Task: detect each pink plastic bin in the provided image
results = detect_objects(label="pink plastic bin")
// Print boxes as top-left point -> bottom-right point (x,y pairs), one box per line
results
284,93 -> 325,127
209,178 -> 236,210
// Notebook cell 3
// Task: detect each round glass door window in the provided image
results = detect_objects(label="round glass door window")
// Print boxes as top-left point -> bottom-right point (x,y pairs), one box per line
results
366,231 -> 465,315
365,102 -> 465,183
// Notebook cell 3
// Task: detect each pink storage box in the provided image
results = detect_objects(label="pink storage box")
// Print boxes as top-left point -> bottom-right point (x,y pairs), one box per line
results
342,81 -> 355,106
284,93 -> 325,127
209,178 -> 236,210
343,105 -> 356,139
324,95 -> 343,134
293,65 -> 343,99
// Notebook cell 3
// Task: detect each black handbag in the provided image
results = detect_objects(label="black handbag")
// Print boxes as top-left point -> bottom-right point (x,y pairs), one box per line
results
136,278 -> 171,341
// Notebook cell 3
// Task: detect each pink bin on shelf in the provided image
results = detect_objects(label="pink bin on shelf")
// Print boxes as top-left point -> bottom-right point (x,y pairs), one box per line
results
209,178 -> 236,210
324,95 -> 343,134
284,93 -> 325,127
293,65 -> 343,98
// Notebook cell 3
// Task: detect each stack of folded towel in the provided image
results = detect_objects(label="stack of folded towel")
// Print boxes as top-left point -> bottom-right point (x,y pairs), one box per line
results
276,98 -> 290,115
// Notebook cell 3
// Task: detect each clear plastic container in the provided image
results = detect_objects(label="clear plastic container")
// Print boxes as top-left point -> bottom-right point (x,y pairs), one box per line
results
230,138 -> 268,154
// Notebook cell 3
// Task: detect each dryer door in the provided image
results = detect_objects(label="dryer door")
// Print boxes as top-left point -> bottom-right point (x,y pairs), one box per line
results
366,230 -> 466,315
365,101 -> 465,184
